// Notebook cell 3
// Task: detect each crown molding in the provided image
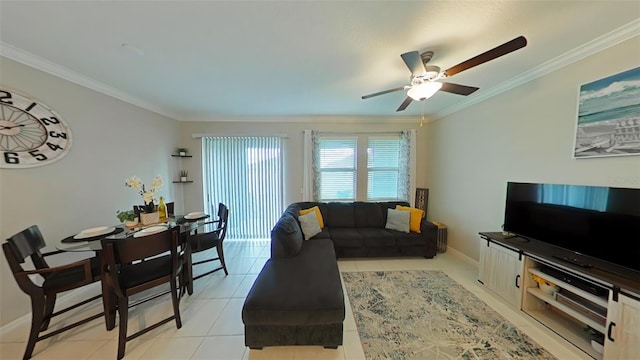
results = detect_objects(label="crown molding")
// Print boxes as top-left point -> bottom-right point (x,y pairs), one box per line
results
433,18 -> 640,121
0,42 -> 182,121
186,114 -> 427,124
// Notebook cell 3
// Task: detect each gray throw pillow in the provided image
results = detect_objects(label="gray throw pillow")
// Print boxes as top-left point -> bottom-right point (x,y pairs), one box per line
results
299,211 -> 322,240
385,208 -> 410,233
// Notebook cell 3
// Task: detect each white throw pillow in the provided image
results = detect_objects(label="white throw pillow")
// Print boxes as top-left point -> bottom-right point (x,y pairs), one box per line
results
299,211 -> 322,240
385,208 -> 410,233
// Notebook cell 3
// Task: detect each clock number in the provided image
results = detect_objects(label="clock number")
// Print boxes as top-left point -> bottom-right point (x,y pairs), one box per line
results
41,117 -> 60,126
49,130 -> 67,139
3,152 -> 19,164
0,91 -> 11,105
47,142 -> 63,151
29,150 -> 48,161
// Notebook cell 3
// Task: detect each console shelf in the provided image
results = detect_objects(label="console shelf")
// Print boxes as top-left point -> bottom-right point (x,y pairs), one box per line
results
526,308 -> 602,360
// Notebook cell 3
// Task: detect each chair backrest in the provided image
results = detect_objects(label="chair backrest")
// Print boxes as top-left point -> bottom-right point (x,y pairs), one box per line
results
216,203 -> 229,240
3,226 -> 51,295
4,225 -> 49,269
102,228 -> 178,265
101,228 -> 181,295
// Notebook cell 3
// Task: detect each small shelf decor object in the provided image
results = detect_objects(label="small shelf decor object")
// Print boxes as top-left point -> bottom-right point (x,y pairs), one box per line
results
531,273 -> 559,295
573,66 -> 640,158
176,147 -> 189,157
180,170 -> 188,182
124,175 -> 163,225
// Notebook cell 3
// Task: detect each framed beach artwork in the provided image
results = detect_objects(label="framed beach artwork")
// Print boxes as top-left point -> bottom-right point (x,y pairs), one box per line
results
573,66 -> 640,158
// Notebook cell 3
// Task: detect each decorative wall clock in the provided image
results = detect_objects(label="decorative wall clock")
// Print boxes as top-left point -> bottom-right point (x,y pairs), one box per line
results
0,88 -> 72,168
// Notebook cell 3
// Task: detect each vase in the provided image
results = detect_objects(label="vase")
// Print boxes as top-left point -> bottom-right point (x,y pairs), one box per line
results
124,218 -> 139,228
181,176 -> 187,182
140,212 -> 160,225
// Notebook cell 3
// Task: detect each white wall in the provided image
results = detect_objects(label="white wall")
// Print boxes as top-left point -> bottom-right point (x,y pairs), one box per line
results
178,120 -> 431,213
425,37 -> 640,261
0,58 -> 182,326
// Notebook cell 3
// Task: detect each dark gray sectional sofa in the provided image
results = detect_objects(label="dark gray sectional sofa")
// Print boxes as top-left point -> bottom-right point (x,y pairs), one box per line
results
289,201 -> 438,258
242,201 -> 438,349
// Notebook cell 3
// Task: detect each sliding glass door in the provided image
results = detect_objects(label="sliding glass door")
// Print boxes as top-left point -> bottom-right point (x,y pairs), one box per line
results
202,136 -> 283,239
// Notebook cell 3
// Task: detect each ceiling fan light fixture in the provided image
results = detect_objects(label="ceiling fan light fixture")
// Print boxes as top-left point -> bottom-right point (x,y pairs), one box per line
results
407,82 -> 442,101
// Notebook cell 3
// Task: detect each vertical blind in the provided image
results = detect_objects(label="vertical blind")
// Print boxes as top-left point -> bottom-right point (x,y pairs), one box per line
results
202,136 -> 283,239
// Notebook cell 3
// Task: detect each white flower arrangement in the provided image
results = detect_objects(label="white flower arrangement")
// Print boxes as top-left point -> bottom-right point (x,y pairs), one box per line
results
125,175 -> 163,213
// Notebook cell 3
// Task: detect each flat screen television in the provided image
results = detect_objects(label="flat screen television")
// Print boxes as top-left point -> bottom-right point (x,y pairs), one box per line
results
503,182 -> 640,273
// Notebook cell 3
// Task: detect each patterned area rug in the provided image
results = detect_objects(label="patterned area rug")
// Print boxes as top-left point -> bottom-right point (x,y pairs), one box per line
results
341,270 -> 556,360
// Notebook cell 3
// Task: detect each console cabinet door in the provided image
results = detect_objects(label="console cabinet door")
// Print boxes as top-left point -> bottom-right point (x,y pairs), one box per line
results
604,293 -> 640,360
478,240 -> 523,308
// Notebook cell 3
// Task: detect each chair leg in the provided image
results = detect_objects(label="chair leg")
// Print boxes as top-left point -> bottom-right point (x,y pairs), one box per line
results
216,243 -> 228,276
170,278 -> 182,329
24,296 -> 45,360
40,294 -> 56,331
116,297 -> 129,360
185,251 -> 194,296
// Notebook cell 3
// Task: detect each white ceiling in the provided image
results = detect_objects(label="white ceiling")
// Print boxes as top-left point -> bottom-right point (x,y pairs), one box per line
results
1,1 -> 639,121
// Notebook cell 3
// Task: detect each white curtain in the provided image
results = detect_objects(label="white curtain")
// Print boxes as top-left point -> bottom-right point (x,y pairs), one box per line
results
400,129 -> 417,204
302,130 -> 320,201
202,136 -> 283,239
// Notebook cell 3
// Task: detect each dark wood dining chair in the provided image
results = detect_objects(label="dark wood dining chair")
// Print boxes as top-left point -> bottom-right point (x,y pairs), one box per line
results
3,225 -> 103,360
184,203 -> 229,295
101,228 -> 184,360
166,202 -> 175,217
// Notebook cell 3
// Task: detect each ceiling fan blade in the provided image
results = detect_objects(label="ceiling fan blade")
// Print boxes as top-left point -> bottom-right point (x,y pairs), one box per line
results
361,86 -> 407,99
439,82 -> 480,96
444,36 -> 527,77
401,51 -> 427,77
396,97 -> 413,112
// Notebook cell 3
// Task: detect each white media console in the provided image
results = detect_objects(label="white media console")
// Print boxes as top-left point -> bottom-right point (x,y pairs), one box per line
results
478,232 -> 640,360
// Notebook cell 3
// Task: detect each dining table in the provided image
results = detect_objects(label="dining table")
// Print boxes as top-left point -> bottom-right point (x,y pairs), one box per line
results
56,213 -> 210,331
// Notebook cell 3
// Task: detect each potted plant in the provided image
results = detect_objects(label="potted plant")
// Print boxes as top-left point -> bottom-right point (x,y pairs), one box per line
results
180,170 -> 188,182
116,210 -> 139,228
124,175 -> 163,225
176,147 -> 188,156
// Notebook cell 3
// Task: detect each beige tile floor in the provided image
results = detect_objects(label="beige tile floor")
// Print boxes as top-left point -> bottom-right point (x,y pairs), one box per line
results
0,240 -> 590,360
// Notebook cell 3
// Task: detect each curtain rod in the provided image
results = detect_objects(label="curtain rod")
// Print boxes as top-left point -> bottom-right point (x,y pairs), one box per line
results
315,131 -> 408,135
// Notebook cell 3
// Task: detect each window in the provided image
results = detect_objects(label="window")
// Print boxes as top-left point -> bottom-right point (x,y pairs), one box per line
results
316,134 -> 407,202
367,137 -> 401,200
318,138 -> 357,201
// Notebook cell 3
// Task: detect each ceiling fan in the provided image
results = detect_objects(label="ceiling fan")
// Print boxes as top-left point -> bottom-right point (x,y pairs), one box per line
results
362,36 -> 527,112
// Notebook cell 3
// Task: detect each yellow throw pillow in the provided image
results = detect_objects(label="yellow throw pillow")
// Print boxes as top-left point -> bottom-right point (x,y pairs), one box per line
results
299,206 -> 324,228
396,205 -> 424,233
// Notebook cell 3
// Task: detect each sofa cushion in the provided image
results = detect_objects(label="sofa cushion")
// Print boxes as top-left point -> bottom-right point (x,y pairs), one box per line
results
394,230 -> 427,246
396,205 -> 424,233
243,239 -> 345,326
358,228 -> 397,247
385,208 -> 410,233
299,212 -> 322,240
299,205 -> 324,228
325,202 -> 355,228
354,202 -> 384,228
328,228 -> 362,248
379,201 -> 410,223
270,213 -> 303,258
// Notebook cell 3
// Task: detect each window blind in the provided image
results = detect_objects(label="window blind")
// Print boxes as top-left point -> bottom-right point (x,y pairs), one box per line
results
202,136 -> 283,239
